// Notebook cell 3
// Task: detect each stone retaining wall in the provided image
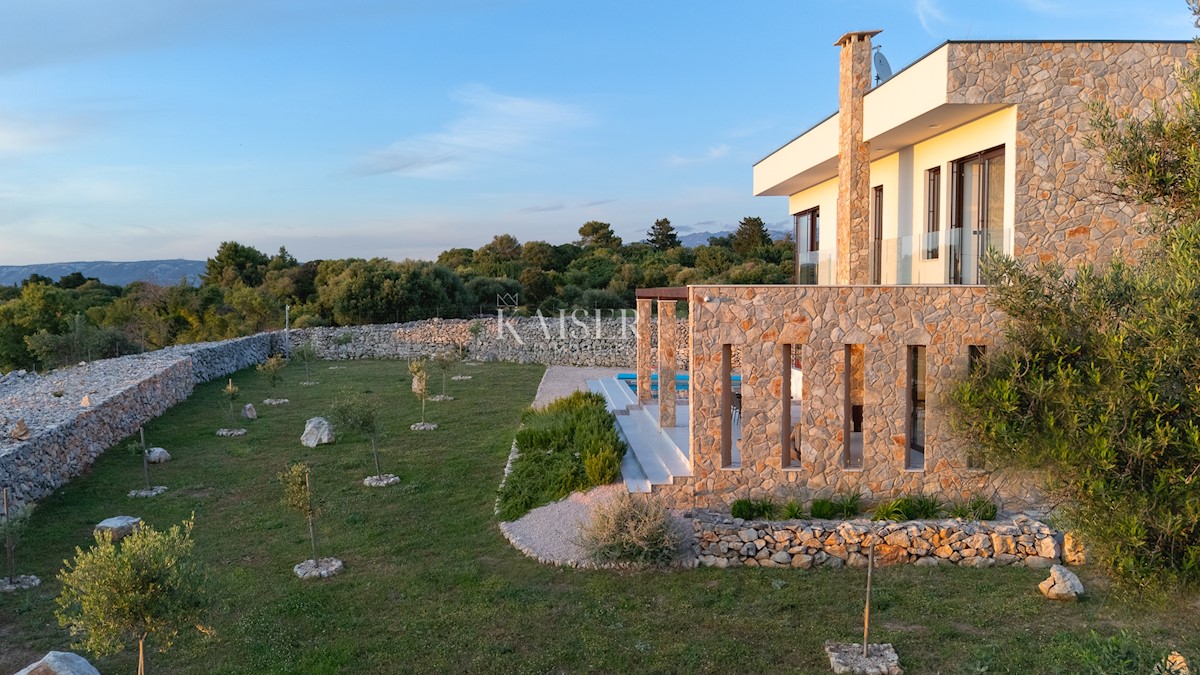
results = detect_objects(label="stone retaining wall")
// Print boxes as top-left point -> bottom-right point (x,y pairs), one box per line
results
692,511 -> 1064,569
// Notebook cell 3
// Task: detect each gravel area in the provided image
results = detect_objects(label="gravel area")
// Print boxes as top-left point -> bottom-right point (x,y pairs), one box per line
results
500,364 -> 697,569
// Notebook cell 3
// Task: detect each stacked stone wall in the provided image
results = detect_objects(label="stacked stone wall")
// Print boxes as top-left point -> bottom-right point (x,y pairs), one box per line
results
692,512 -> 1063,570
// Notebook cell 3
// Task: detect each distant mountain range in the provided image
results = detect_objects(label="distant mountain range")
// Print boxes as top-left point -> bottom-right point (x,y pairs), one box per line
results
678,229 -> 790,248
0,260 -> 206,288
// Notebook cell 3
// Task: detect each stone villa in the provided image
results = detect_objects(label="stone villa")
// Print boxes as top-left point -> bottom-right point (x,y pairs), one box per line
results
611,32 -> 1196,510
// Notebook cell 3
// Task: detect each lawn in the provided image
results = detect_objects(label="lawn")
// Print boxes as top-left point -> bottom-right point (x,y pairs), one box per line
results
1,359 -> 1197,674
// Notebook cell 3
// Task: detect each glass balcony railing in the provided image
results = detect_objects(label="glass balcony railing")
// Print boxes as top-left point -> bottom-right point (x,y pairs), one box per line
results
793,233 -> 998,286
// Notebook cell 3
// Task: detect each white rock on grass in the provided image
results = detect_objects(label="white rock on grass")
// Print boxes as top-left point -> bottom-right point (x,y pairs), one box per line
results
1,574 -> 41,592
242,403 -> 258,419
293,557 -> 344,580
264,398 -> 289,405
450,375 -> 473,381
410,422 -> 438,431
301,417 -> 335,447
94,516 -> 141,541
128,486 -> 168,498
363,474 -> 400,487
15,651 -> 100,675
146,447 -> 171,463
428,394 -> 454,402
1038,564 -> 1084,601
824,641 -> 904,675
216,428 -> 247,437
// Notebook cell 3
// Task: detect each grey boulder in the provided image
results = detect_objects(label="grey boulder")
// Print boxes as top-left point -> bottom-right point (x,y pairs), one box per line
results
301,417 -> 335,447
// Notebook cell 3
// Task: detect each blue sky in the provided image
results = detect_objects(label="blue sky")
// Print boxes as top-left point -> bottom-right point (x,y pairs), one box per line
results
0,0 -> 1193,265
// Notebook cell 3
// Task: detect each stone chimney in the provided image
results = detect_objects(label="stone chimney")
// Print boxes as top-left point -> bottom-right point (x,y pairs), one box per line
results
834,30 -> 880,285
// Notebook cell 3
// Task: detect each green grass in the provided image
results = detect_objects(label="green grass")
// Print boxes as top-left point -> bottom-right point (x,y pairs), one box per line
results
1,359 -> 1198,673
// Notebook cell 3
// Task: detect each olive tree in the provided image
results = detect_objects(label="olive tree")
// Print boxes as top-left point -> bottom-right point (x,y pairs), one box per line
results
331,394 -> 386,478
55,518 -> 205,675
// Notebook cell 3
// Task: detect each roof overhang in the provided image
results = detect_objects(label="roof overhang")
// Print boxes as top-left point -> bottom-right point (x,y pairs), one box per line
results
753,44 -> 1004,198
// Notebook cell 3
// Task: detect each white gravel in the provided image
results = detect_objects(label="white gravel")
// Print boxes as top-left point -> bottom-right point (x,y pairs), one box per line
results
499,483 -> 625,568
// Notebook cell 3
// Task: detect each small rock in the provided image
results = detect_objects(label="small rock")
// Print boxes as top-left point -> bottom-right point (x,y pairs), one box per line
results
128,486 -> 168,498
450,375 -> 473,381
15,651 -> 100,675
410,422 -> 439,431
1035,536 -> 1060,559
913,556 -> 941,567
1063,531 -> 1087,565
146,447 -> 171,463
264,398 -> 289,406
824,641 -> 904,675
293,557 -> 344,580
301,417 -> 335,447
1157,651 -> 1190,675
1038,564 -> 1084,601
363,474 -> 400,487
94,516 -> 141,542
0,574 -> 41,592
79,395 -> 91,407
428,394 -> 455,402
771,551 -> 792,565
242,403 -> 258,419
959,556 -> 995,568
216,428 -> 247,437
9,419 -> 30,441
1023,556 -> 1056,569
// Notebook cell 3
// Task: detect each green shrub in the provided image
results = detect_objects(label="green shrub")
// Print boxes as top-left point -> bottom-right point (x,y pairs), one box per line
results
831,491 -> 862,518
497,391 -> 626,521
1065,630 -> 1187,674
947,496 -> 998,521
580,493 -> 682,566
782,499 -> 805,520
583,449 -> 620,486
905,494 -> 944,520
871,498 -> 907,522
730,498 -> 776,520
809,498 -> 837,520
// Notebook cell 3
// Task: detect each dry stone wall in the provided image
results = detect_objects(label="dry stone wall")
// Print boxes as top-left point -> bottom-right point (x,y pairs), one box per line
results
692,511 -> 1063,569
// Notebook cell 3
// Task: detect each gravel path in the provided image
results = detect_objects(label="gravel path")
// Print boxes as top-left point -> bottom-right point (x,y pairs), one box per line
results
531,365 -> 624,409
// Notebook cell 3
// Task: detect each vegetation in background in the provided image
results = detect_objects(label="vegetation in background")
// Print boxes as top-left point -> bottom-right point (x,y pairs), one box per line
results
952,31 -> 1200,588
0,216 -> 793,373
580,493 -> 683,566
55,518 -> 205,675
730,498 -> 777,521
496,391 -> 626,520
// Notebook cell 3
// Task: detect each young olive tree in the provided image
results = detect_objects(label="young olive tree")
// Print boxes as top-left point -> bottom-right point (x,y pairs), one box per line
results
55,518 -> 205,675
256,354 -> 286,395
292,341 -> 318,380
409,360 -> 430,424
2,488 -> 33,585
331,394 -> 385,478
279,463 -> 319,564
222,379 -> 240,420
432,351 -> 456,397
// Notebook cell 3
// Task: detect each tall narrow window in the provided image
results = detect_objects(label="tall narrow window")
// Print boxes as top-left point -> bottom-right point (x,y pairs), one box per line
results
949,146 -> 1005,284
924,168 -> 940,260
720,344 -> 734,468
781,344 -> 803,468
906,346 -> 927,470
966,345 -> 986,469
844,344 -> 864,469
795,207 -> 820,284
871,186 -> 883,284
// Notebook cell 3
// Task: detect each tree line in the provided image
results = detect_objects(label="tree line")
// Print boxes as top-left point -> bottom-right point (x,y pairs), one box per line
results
0,216 -> 792,372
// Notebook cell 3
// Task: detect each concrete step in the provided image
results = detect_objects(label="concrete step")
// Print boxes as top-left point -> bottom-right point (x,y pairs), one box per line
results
615,406 -> 692,485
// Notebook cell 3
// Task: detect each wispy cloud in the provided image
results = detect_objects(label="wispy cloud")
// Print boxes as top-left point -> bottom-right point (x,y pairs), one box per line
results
351,85 -> 588,178
517,203 -> 564,213
0,114 -> 83,155
580,199 -> 615,207
914,0 -> 948,35
666,144 -> 730,167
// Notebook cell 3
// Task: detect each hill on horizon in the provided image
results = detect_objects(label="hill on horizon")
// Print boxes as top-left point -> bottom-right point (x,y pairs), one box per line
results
0,259 -> 206,288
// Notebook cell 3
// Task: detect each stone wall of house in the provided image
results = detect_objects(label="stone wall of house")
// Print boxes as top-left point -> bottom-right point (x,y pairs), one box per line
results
691,511 -> 1063,569
680,284 -> 1042,512
946,40 -> 1196,270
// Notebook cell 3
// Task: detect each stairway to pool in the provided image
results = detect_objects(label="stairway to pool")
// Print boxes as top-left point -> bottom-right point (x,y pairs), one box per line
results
587,377 -> 691,494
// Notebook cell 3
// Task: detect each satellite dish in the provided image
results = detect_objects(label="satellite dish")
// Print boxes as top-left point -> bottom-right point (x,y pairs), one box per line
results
873,46 -> 893,85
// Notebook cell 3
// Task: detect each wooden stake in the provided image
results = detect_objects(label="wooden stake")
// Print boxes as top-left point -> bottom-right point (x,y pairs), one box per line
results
863,542 -> 874,658
3,487 -> 12,583
140,428 -> 150,490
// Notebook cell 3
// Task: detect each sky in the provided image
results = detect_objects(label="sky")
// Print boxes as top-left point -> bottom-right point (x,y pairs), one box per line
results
0,0 -> 1194,265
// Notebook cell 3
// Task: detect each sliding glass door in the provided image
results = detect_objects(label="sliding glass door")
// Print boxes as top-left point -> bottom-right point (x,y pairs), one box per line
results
948,146 -> 1005,284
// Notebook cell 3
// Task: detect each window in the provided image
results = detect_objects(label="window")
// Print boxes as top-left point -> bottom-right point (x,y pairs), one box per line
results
968,345 -> 987,374
907,346 -> 927,470
795,207 -> 820,284
949,146 -> 1005,284
782,344 -> 803,468
924,168 -> 940,260
721,344 -> 734,468
843,344 -> 864,469
871,186 -> 883,284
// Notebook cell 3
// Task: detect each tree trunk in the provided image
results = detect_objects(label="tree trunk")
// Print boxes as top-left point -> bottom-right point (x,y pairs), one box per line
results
863,543 -> 874,657
138,636 -> 146,675
371,436 -> 382,477
305,471 -> 319,564
421,398 -> 427,424
3,488 -> 13,583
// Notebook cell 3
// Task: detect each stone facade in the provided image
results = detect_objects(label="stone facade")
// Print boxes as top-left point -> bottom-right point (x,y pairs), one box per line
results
674,284 -> 1040,511
836,31 -> 879,285
944,40 -> 1196,269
